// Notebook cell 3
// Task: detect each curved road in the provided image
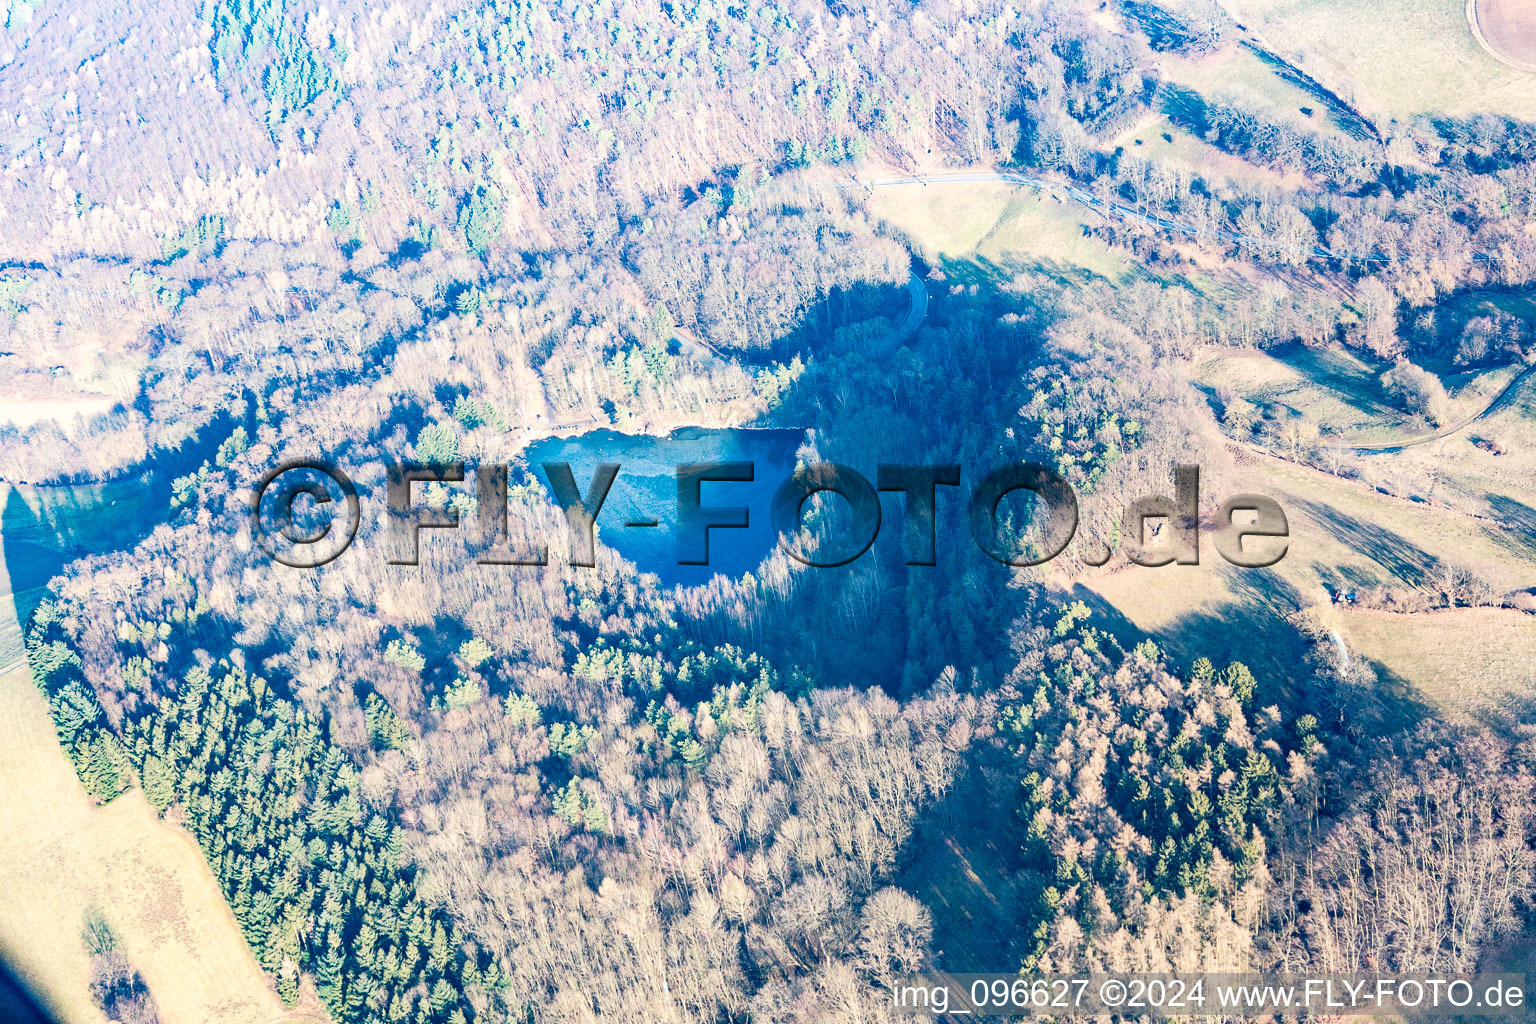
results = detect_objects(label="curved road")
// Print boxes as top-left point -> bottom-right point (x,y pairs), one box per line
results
1319,362 -> 1536,452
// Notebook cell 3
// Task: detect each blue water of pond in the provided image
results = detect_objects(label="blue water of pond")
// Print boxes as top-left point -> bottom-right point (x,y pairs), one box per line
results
523,426 -> 805,587
0,474 -> 170,664
0,423 -> 231,663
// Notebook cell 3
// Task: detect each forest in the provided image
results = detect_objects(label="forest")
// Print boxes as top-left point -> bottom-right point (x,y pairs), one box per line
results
4,0 -> 1536,1021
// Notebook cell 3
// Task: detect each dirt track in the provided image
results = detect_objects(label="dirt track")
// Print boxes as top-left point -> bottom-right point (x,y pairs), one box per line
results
1320,362 -> 1536,452
1469,0 -> 1536,73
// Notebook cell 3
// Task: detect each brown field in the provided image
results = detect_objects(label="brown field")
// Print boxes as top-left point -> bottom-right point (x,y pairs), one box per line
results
1472,0 -> 1536,72
1328,606 -> 1536,727
0,663 -> 318,1024
0,477 -> 318,1023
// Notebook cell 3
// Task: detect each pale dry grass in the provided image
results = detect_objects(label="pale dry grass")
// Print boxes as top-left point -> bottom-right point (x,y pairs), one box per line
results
1341,367 -> 1536,523
1329,605 -> 1536,723
1110,114 -> 1310,190
1192,347 -> 1519,443
0,395 -> 119,432
1193,346 -> 1406,438
1083,437 -> 1536,693
1162,39 -> 1336,129
1227,0 -> 1536,120
867,182 -> 1131,279
0,664 -> 315,1024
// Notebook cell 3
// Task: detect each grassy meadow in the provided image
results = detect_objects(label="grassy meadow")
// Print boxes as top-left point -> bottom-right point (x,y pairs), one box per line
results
1109,113 -> 1308,189
866,181 -> 1132,281
1228,0 -> 1536,121
1162,37 -> 1338,129
1087,443 -> 1536,680
0,664 -> 317,1024
1326,605 -> 1536,727
1193,345 -> 1523,445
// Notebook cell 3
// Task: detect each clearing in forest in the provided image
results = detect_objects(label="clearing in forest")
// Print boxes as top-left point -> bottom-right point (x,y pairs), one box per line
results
1327,605 -> 1536,727
866,180 -> 1131,281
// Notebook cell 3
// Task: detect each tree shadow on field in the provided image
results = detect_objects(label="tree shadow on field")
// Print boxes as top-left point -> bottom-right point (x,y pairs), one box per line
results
1354,657 -> 1440,739
1350,636 -> 1536,745
0,958 -> 51,1024
1075,569 -> 1316,702
1,487 -> 69,657
1483,493 -> 1536,559
1073,567 -> 1424,730
1291,498 -> 1439,585
1063,584 -> 1148,647
966,252 -> 1123,292
1270,341 -> 1400,420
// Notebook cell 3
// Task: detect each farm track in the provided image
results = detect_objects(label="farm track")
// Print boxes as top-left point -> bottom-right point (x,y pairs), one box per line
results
1319,362 -> 1536,452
